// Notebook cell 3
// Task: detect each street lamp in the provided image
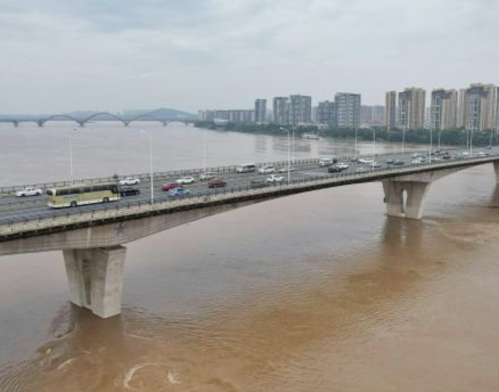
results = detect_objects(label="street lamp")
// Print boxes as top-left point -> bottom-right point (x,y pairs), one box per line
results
279,127 -> 291,184
68,128 -> 77,183
429,128 -> 433,163
139,129 -> 154,205
202,129 -> 207,173
355,127 -> 358,158
402,127 -> 406,155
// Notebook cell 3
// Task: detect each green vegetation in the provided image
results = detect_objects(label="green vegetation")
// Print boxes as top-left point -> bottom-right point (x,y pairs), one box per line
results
194,121 -> 498,147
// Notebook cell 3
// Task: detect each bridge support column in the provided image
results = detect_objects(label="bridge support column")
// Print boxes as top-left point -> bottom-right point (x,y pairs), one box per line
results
63,245 -> 126,318
494,161 -> 499,184
382,180 -> 431,220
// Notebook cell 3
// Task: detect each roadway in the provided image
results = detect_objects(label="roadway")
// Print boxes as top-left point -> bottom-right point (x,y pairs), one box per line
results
0,147 -> 497,226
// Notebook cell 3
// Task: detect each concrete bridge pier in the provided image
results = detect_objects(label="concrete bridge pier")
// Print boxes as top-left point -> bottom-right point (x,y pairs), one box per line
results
382,180 -> 430,220
63,245 -> 126,318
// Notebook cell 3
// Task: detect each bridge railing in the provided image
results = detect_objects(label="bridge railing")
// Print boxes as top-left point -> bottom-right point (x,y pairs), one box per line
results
0,148 -> 444,194
0,153 -> 495,235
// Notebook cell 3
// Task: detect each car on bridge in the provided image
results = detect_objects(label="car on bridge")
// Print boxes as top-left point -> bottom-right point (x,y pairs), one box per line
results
119,187 -> 140,197
16,187 -> 43,197
258,165 -> 275,174
328,165 -> 343,173
176,176 -> 196,184
250,179 -> 267,188
358,158 -> 374,164
266,174 -> 285,183
392,159 -> 405,165
336,162 -> 349,170
278,166 -> 295,173
119,177 -> 140,186
370,162 -> 381,168
208,179 -> 227,188
319,157 -> 337,167
168,187 -> 191,197
162,183 -> 181,191
199,172 -> 216,181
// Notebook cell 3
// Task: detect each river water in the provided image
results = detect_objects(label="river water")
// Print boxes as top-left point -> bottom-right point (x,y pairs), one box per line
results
1,122 -> 499,392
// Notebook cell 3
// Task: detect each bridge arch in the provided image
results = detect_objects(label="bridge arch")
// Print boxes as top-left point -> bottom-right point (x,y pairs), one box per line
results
82,112 -> 127,126
125,114 -> 168,126
39,114 -> 82,127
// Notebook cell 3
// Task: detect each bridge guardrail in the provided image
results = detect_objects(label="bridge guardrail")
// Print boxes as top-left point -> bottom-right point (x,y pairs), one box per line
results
0,148 -> 450,194
0,153 -> 496,237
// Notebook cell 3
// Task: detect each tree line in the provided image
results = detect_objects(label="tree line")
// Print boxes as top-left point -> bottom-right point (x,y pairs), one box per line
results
194,121 -> 498,147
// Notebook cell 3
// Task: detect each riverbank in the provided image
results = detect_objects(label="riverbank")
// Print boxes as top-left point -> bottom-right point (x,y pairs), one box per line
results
195,121 -> 497,148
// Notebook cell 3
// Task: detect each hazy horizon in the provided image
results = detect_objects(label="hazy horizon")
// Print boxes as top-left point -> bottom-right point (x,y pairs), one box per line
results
1,0 -> 498,114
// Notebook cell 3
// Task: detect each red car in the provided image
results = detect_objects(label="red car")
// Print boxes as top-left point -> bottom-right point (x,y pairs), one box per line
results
162,183 -> 181,191
208,179 -> 227,188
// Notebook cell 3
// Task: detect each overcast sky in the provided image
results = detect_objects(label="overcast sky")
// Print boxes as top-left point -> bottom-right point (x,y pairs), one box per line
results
1,0 -> 498,114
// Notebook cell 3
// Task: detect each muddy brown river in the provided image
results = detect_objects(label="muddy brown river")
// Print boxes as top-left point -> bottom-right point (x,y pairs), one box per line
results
1,123 -> 498,391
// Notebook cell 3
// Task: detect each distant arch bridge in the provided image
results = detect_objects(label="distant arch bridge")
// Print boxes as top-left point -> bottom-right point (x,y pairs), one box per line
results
0,112 -> 193,127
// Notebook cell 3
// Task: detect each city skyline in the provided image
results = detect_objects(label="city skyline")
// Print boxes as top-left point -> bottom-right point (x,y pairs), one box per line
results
1,0 -> 499,113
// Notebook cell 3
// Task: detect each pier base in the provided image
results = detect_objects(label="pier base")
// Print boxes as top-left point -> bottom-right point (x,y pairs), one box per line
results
382,180 -> 430,220
63,246 -> 126,318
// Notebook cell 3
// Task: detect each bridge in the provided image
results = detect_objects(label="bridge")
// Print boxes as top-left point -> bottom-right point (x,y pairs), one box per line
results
0,112 -> 194,127
1,149 -> 498,318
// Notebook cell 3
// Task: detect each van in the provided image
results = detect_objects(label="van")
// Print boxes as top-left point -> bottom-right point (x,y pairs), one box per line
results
236,163 -> 256,173
319,157 -> 337,167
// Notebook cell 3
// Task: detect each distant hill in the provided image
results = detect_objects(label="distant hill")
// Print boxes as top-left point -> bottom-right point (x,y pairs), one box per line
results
122,108 -> 196,120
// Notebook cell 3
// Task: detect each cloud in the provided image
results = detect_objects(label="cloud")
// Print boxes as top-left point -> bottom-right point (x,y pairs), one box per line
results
0,0 -> 498,112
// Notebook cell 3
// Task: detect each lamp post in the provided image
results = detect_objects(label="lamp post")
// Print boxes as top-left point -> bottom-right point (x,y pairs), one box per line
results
202,129 -> 207,173
279,127 -> 291,184
470,129 -> 474,156
139,129 -> 154,205
68,128 -> 77,183
355,127 -> 358,158
429,128 -> 433,163
402,127 -> 406,155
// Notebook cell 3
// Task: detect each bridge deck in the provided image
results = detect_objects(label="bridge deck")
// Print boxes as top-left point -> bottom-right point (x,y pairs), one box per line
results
1,148 -> 498,241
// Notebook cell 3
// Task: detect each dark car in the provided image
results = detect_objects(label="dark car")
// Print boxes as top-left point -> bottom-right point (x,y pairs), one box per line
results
208,179 -> 227,188
328,165 -> 343,173
119,187 -> 140,197
250,179 -> 267,188
442,154 -> 451,160
392,160 -> 405,165
162,183 -> 181,191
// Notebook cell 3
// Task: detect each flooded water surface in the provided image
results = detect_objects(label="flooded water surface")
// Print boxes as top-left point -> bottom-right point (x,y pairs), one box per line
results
1,123 -> 499,391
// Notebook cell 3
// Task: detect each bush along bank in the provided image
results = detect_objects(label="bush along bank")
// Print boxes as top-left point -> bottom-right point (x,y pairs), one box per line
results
194,121 -> 498,147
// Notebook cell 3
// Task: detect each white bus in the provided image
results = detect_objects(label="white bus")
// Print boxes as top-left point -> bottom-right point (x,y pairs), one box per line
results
46,183 -> 120,208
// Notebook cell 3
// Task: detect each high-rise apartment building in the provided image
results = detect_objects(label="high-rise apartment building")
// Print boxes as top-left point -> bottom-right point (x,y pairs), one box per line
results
198,109 -> 254,123
458,83 -> 497,131
361,105 -> 385,125
335,93 -> 361,128
385,91 -> 397,130
430,89 -> 458,130
254,99 -> 267,124
273,97 -> 289,125
288,95 -> 312,125
316,101 -> 335,126
398,88 -> 426,129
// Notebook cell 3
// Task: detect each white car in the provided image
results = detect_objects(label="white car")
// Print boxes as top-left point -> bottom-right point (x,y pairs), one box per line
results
412,158 -> 425,164
258,165 -> 275,174
119,177 -> 140,186
356,167 -> 368,173
336,162 -> 350,170
370,162 -> 381,168
266,174 -> 285,183
199,172 -> 216,181
358,158 -> 374,164
176,176 -> 196,184
16,187 -> 43,197
278,166 -> 295,173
